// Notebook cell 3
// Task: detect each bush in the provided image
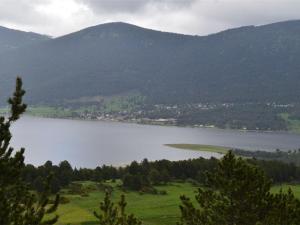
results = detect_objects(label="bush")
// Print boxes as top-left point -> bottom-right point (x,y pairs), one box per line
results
158,190 -> 167,195
59,196 -> 70,204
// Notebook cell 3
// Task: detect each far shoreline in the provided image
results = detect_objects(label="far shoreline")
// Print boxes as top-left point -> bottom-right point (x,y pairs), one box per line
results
1,106 -> 297,134
19,113 -> 298,135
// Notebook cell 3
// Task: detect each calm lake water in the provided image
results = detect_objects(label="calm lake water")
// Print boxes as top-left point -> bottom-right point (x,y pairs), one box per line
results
10,116 -> 300,168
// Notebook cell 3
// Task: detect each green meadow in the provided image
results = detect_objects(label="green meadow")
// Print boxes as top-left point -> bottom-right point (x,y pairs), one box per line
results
55,181 -> 300,225
281,113 -> 300,134
271,184 -> 300,197
56,181 -> 197,225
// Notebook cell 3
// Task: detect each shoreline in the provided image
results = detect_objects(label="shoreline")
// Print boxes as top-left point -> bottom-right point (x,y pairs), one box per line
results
165,143 -> 229,155
20,113 -> 296,135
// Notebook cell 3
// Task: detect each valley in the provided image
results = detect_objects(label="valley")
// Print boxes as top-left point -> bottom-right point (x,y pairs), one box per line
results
2,2 -> 300,225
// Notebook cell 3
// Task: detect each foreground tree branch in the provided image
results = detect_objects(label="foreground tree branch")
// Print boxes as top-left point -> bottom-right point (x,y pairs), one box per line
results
0,77 -> 59,225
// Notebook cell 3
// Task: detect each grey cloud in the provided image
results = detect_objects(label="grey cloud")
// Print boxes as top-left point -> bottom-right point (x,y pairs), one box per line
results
77,0 -> 195,14
0,0 -> 51,25
0,0 -> 299,37
193,0 -> 300,28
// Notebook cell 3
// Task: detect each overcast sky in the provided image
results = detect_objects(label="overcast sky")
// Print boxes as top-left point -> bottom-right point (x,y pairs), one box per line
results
0,0 -> 299,37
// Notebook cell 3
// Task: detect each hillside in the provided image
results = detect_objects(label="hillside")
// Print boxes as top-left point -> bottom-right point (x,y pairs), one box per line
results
0,26 -> 50,54
0,21 -> 300,105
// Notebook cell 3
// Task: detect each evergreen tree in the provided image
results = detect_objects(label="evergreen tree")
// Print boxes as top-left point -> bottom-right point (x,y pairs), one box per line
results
122,173 -> 143,191
94,192 -> 141,225
0,78 -> 59,225
160,169 -> 171,184
149,168 -> 161,185
58,160 -> 73,186
264,188 -> 300,225
178,151 -> 300,225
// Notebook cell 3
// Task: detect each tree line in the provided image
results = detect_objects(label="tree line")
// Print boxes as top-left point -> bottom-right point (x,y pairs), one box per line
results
23,153 -> 300,193
234,149 -> 300,166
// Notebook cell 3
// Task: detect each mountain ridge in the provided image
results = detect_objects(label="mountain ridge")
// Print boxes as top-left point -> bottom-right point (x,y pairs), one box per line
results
0,25 -> 50,54
0,20 -> 300,105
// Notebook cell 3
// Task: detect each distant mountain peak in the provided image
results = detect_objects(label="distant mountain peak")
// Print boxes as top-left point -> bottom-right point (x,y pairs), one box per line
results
56,21 -> 193,42
68,21 -> 148,36
97,21 -> 139,27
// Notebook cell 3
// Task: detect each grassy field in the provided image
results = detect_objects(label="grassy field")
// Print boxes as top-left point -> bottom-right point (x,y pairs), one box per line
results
56,181 -> 197,225
0,106 -> 74,117
165,144 -> 230,154
55,181 -> 300,225
26,107 -> 74,117
0,107 -> 9,114
281,113 -> 300,133
271,184 -> 300,197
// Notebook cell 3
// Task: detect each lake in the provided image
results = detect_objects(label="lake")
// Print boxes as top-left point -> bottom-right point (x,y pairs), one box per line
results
10,116 -> 300,168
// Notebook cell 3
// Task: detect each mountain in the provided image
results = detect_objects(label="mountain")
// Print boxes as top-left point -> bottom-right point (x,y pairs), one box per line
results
0,26 -> 50,54
0,21 -> 300,105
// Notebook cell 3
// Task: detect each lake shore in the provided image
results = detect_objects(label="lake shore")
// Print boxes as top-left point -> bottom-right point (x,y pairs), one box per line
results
21,112 -> 298,135
0,106 -> 296,134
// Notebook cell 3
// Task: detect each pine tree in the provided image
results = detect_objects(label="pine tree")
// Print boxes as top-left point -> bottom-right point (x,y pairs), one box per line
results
94,192 -> 141,225
0,77 -> 59,225
264,188 -> 300,225
178,151 -> 300,225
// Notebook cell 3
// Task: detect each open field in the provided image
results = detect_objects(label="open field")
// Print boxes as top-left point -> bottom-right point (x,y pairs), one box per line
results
56,181 -> 197,225
165,143 -> 230,154
281,113 -> 300,134
27,107 -> 74,117
55,181 -> 300,225
0,106 -> 73,117
271,184 -> 300,197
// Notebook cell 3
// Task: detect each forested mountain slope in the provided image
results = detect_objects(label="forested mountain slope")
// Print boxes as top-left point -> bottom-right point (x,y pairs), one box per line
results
0,20 -> 300,105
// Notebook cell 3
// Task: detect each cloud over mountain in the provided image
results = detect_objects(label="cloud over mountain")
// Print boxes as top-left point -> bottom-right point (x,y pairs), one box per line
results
0,0 -> 299,37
